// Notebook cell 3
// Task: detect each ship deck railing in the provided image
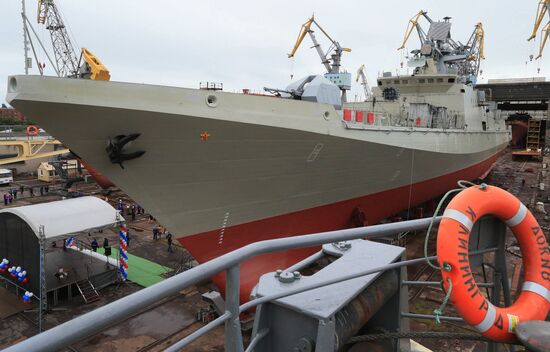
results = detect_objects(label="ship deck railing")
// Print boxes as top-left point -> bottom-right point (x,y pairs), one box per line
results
3,216 -> 504,352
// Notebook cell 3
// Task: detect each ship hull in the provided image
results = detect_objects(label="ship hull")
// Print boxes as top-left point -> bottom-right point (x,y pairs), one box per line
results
7,76 -> 509,301
183,150 -> 502,299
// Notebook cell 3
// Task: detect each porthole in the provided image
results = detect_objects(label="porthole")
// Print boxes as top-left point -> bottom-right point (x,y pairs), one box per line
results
206,95 -> 219,108
8,77 -> 17,92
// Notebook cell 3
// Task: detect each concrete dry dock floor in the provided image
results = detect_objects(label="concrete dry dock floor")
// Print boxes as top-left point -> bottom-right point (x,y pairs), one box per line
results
0,147 -> 549,352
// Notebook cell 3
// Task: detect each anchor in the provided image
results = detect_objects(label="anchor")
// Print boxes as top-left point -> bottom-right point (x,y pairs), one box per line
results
106,133 -> 146,169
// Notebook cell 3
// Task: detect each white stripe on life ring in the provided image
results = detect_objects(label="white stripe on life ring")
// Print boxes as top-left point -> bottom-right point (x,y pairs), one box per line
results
473,302 -> 497,333
443,209 -> 474,232
505,203 -> 527,228
522,281 -> 550,303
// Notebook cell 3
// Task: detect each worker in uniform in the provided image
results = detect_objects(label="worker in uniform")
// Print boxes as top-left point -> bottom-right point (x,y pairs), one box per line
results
152,225 -> 158,240
166,232 -> 173,253
91,238 -> 98,252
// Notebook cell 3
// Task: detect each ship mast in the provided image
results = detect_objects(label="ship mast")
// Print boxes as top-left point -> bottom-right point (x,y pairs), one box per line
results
398,11 -> 485,84
22,0 -> 30,75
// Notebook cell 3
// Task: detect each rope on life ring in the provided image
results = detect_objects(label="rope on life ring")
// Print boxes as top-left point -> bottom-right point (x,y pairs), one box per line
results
437,184 -> 550,343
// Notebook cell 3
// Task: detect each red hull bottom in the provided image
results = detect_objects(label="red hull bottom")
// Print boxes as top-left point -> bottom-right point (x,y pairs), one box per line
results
179,151 -> 503,303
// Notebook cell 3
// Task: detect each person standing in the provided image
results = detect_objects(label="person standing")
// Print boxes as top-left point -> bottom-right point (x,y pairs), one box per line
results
166,232 -> 173,253
103,238 -> 109,249
91,238 -> 98,252
7,193 -> 12,204
131,204 -> 136,221
152,225 -> 158,240
19,185 -> 24,196
12,188 -> 17,200
3,193 -> 7,206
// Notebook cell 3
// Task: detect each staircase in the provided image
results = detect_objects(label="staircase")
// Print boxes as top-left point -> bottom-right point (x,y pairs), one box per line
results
76,279 -> 100,304
526,119 -> 542,152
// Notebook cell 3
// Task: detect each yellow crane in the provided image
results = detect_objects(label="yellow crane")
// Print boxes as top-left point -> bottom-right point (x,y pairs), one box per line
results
0,139 -> 69,165
528,0 -> 550,59
36,0 -> 110,80
398,10 -> 432,50
288,15 -> 351,74
467,22 -> 485,62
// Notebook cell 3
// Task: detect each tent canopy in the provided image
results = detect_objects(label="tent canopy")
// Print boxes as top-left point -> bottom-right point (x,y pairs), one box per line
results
0,196 -> 123,239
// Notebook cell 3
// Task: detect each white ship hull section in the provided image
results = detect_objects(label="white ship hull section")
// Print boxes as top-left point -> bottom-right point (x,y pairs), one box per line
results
7,76 -> 509,238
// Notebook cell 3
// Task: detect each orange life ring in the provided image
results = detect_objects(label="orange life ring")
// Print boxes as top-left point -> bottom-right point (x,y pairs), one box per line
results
25,125 -> 39,136
437,185 -> 550,343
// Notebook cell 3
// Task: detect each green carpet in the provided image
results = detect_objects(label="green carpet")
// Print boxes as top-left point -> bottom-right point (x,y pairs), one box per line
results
98,248 -> 169,287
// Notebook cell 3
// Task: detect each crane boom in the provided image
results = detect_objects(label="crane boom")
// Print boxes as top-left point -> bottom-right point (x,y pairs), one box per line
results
287,15 -> 351,74
355,64 -> 371,101
528,0 -> 550,59
288,17 -> 314,59
398,10 -> 431,50
37,0 -> 79,77
36,0 -> 110,80
466,22 -> 485,61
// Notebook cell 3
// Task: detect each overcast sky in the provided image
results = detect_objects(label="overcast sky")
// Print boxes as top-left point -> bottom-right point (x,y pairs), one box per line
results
1,0 -> 548,105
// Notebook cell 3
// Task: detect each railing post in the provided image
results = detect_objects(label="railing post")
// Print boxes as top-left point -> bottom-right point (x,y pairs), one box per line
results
225,265 -> 244,352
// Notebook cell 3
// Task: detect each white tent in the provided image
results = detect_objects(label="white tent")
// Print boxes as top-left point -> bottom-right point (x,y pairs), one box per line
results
0,196 -> 124,239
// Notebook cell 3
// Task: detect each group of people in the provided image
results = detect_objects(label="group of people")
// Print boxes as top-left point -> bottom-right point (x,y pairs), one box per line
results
90,237 -> 120,253
2,185 -> 52,206
116,199 -> 145,221
2,189 -> 17,205
152,225 -> 173,252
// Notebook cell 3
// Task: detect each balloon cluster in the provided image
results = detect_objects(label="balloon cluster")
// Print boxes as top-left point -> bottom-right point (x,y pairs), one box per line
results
22,291 -> 33,304
8,266 -> 19,278
17,270 -> 28,283
0,259 -> 9,272
1,259 -> 29,285
7,266 -> 29,284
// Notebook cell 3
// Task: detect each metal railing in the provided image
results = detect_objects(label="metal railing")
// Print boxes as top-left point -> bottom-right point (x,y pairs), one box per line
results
4,217 -> 444,352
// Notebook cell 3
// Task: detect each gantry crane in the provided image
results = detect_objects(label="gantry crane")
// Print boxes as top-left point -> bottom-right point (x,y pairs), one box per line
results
37,0 -> 110,80
355,65 -> 371,101
288,15 -> 352,101
397,10 -> 485,82
528,0 -> 550,59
